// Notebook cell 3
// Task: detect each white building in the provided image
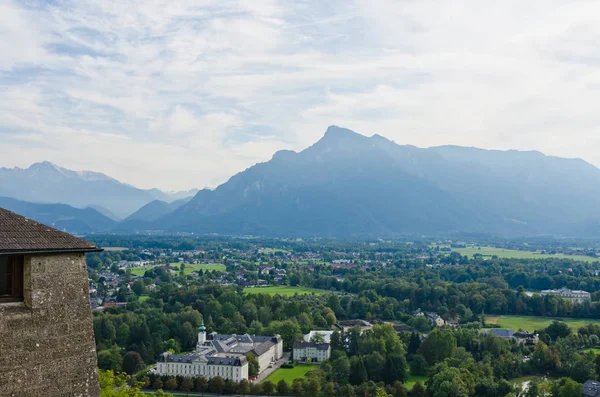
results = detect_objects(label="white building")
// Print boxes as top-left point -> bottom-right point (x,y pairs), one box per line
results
540,287 -> 591,303
293,341 -> 331,363
303,330 -> 334,343
157,322 -> 283,381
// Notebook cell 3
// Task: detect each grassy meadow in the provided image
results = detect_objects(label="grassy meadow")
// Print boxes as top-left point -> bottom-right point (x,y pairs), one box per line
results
452,246 -> 598,263
485,315 -> 600,332
261,364 -> 317,384
129,263 -> 226,276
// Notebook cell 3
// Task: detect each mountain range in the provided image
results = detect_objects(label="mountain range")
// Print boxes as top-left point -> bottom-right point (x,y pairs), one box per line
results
0,161 -> 198,218
3,126 -> 600,237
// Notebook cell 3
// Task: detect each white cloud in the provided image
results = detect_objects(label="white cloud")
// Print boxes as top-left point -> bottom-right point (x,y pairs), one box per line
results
1,0 -> 600,189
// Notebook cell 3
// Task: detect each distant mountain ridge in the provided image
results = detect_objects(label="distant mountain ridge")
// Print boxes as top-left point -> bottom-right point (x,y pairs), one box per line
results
0,162 -> 197,218
0,197 -> 116,233
4,126 -> 600,237
147,126 -> 600,237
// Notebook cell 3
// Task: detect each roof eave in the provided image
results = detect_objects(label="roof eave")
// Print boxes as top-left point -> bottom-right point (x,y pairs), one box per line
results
0,247 -> 103,256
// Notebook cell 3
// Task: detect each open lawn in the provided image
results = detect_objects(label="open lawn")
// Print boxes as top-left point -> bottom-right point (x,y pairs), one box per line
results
138,295 -> 150,302
453,246 -> 598,263
129,263 -> 225,276
261,364 -> 317,384
485,315 -> 600,332
244,286 -> 328,296
582,347 -> 600,355
176,263 -> 226,275
405,375 -> 428,390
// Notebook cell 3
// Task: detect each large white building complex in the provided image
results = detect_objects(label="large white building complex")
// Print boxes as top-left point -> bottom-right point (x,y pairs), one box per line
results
540,287 -> 591,303
157,322 -> 283,381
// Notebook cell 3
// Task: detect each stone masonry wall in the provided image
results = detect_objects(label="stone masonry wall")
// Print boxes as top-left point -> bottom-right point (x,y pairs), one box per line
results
0,253 -> 100,397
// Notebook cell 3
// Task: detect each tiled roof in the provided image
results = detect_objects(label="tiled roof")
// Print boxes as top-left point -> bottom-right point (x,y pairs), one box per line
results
293,341 -> 330,350
0,208 -> 100,254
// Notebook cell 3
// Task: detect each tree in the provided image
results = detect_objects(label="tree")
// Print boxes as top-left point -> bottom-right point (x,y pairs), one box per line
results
262,380 -> 275,396
152,377 -> 163,390
407,332 -> 421,355
332,356 -> 351,383
410,382 -> 425,397
237,379 -> 250,396
350,356 -> 368,385
208,376 -> 225,394
277,379 -> 290,395
246,353 -> 260,377
164,377 -> 178,391
410,355 -> 428,376
559,378 -> 582,397
427,366 -> 474,397
99,369 -> 174,397
131,280 -> 146,295
383,353 -> 409,385
97,345 -> 122,372
324,382 -> 336,397
195,377 -> 208,392
180,377 -> 194,394
392,381 -> 408,397
306,378 -> 321,397
122,351 -> 145,375
545,321 -> 571,342
310,333 -> 326,343
331,330 -> 345,352
292,378 -> 304,396
419,329 -> 456,364
375,388 -> 391,397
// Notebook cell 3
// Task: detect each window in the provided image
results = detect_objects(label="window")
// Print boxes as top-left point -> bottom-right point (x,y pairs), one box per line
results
0,256 -> 24,303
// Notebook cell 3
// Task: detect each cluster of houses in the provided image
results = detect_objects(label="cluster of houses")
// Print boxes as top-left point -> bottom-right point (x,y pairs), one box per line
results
412,309 -> 452,327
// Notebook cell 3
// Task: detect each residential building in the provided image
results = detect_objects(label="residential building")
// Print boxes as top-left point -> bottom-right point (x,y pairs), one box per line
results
540,287 -> 591,303
514,331 -> 539,345
293,341 -> 331,363
425,312 -> 445,327
157,322 -> 283,381
0,208 -> 101,397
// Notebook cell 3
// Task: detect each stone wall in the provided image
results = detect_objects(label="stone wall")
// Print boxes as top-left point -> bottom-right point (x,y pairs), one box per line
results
0,253 -> 100,397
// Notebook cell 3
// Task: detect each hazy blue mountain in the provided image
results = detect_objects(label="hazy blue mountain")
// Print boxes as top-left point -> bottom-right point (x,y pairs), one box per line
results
0,197 -> 116,233
85,204 -> 122,221
125,198 -> 190,222
0,162 -> 197,218
147,126 -> 600,237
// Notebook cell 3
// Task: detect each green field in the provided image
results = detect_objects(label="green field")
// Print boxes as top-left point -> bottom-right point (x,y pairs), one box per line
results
453,246 -> 598,263
138,295 -> 150,302
129,263 -> 226,276
244,286 -> 328,296
485,315 -> 600,332
261,364 -> 317,384
405,375 -> 428,390
582,347 -> 600,355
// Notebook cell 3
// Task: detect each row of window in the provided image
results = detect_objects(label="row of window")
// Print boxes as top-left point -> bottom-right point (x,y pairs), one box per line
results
160,363 -> 241,379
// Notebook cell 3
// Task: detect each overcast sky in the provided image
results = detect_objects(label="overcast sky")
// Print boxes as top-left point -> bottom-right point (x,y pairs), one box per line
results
1,0 -> 600,190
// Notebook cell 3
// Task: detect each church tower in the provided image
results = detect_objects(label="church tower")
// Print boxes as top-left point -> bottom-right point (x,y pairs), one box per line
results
196,320 -> 207,350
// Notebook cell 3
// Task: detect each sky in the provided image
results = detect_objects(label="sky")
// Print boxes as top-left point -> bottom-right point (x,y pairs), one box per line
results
1,0 -> 600,191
